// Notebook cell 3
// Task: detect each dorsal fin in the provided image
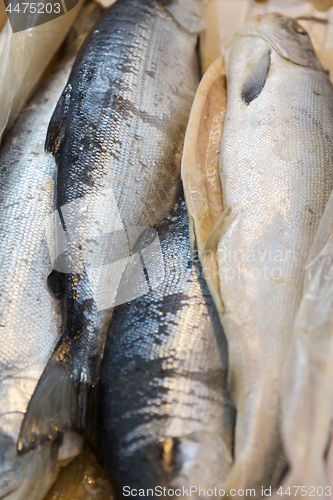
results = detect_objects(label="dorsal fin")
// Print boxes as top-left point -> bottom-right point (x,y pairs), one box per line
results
45,84 -> 72,156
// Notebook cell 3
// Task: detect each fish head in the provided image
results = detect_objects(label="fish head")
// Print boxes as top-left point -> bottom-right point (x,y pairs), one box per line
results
0,411 -> 83,500
232,13 -> 325,72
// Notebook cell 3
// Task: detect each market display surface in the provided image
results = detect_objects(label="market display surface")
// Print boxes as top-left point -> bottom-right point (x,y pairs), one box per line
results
1,0 -> 333,499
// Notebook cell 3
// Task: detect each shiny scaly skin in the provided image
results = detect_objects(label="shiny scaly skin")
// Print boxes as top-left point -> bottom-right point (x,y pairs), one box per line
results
219,18 -> 333,496
43,0 -> 199,426
100,199 -> 234,499
0,4 -> 103,497
0,99 -> 61,499
0,43 -> 74,500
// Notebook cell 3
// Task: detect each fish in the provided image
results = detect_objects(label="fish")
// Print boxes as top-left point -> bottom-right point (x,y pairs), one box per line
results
19,0 -> 204,457
0,0 -> 84,143
0,2 -> 104,499
182,12 -> 333,497
100,196 -> 235,499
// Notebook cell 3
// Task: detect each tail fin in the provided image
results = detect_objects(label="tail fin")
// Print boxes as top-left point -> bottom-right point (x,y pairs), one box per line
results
17,348 -> 96,457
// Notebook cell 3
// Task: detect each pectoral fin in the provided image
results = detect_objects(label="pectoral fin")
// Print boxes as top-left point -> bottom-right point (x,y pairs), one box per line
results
241,49 -> 271,105
45,84 -> 72,156
205,206 -> 235,253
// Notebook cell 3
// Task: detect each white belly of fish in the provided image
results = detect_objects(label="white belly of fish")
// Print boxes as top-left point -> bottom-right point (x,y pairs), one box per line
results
218,37 -> 333,490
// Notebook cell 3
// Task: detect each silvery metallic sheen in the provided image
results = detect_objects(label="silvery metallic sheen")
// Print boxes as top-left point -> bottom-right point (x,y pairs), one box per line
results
101,198 -> 235,499
183,13 -> 333,497
0,3 -> 103,498
19,0 -> 204,455
219,14 -> 333,495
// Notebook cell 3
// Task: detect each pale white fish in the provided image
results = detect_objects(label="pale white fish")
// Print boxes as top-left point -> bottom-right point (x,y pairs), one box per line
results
182,13 -> 333,498
0,0 -> 83,143
0,2 -> 103,499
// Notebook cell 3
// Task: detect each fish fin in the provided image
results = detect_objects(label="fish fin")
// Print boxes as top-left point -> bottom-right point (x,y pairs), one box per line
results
17,346 -> 95,457
201,207 -> 236,318
204,206 -> 235,254
45,85 -> 71,155
241,49 -> 271,105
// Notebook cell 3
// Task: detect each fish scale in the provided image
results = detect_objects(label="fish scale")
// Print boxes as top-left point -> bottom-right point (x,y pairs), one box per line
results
0,2 -> 104,499
100,198 -> 234,499
220,16 -> 333,496
182,12 -> 333,499
19,0 -> 203,457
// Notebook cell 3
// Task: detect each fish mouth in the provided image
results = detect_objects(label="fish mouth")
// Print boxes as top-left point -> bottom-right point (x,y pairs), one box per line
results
114,433 -> 232,499
0,431 -> 83,500
168,433 -> 233,494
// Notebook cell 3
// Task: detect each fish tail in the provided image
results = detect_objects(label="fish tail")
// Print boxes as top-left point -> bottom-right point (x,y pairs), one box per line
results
17,339 -> 97,457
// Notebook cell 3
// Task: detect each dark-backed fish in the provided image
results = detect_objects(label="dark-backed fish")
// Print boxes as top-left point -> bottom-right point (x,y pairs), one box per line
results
19,0 -> 204,455
100,197 -> 234,499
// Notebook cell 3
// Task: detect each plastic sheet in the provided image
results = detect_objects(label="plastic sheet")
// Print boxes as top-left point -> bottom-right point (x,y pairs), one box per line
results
269,190 -> 333,497
0,0 -> 83,143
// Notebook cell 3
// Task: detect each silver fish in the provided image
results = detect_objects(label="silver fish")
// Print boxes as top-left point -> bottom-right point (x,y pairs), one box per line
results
0,3 -> 103,499
100,197 -> 235,499
182,13 -> 333,497
19,0 -> 204,455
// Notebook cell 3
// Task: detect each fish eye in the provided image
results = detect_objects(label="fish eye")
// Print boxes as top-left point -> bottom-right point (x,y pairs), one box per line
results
292,20 -> 307,35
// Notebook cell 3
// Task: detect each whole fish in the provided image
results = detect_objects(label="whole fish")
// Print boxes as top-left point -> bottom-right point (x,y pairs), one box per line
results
0,3 -> 104,499
100,197 -> 235,499
19,0 -> 204,456
182,13 -> 333,497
